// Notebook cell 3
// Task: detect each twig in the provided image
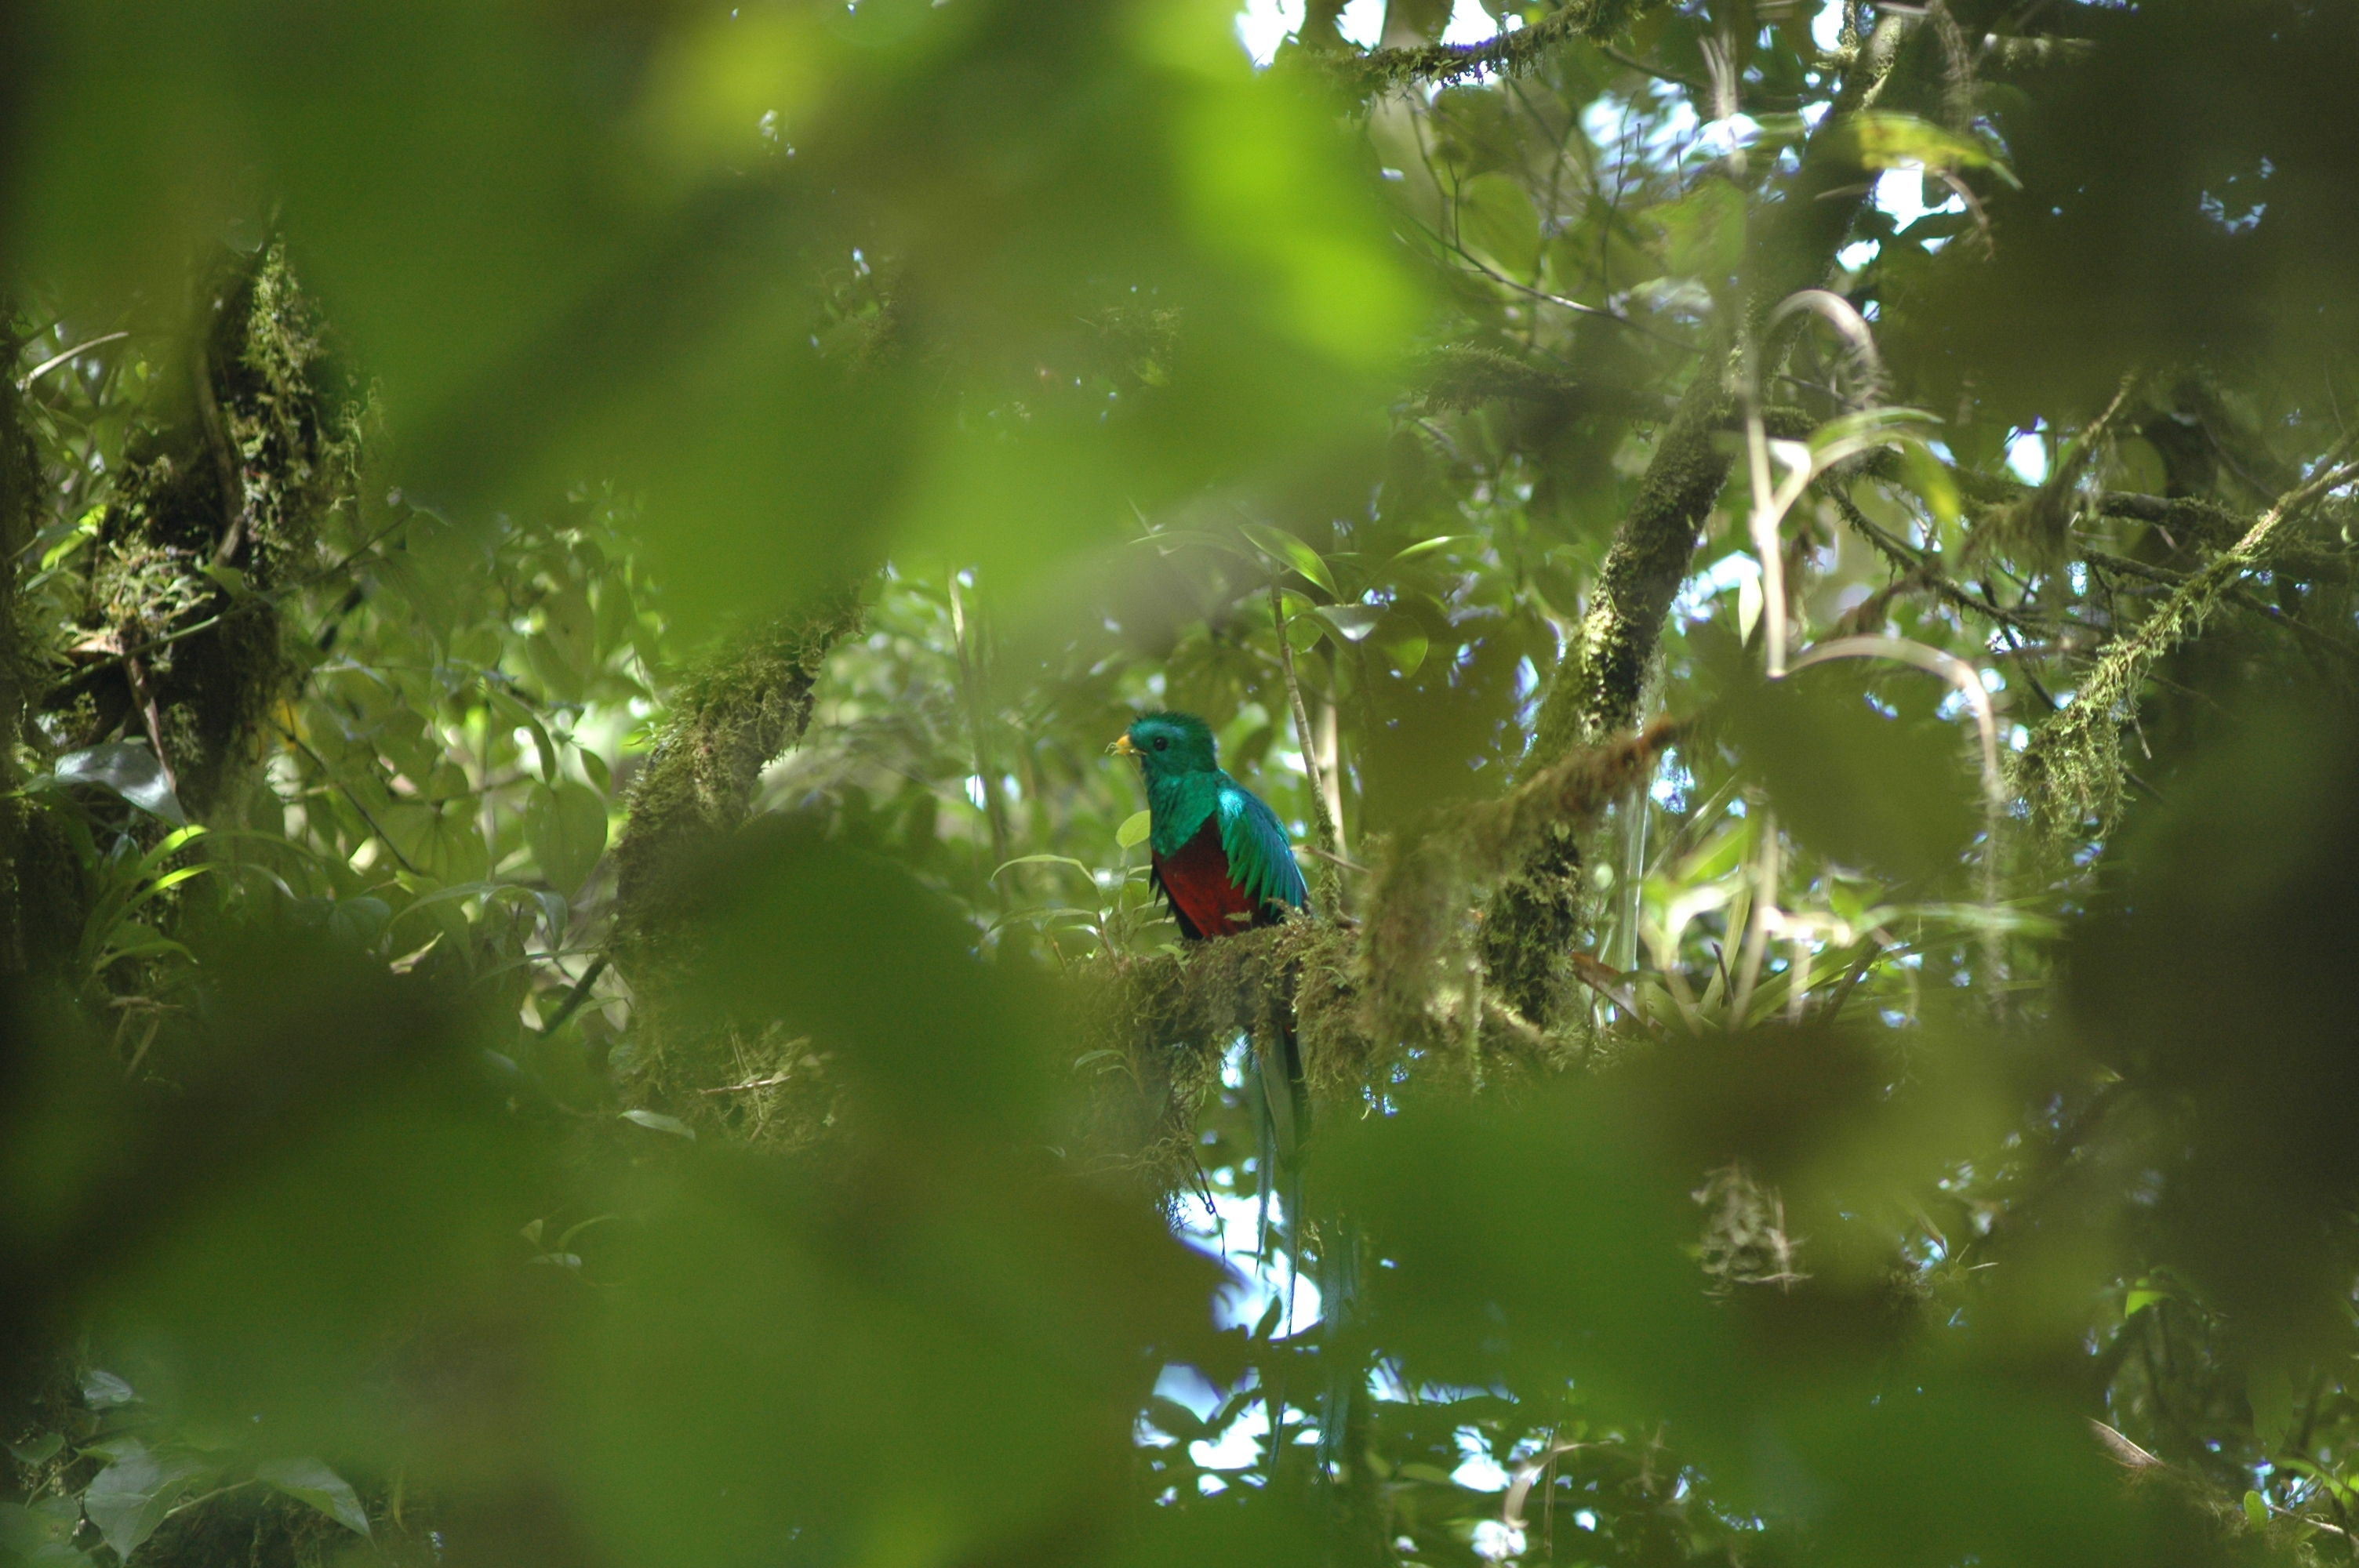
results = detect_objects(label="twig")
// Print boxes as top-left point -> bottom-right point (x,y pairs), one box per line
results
698,1071 -> 800,1095
187,322 -> 249,566
1268,579 -> 1343,901
1832,488 -> 2046,631
18,331 -> 133,388
2016,433 -> 2359,829
1567,953 -> 1660,1036
122,655 -> 180,798
537,955 -> 609,1036
1598,42 -> 1710,93
278,724 -> 423,876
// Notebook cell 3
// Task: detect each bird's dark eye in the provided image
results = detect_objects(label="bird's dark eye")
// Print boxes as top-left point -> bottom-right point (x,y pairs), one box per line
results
1152,736 -> 1169,752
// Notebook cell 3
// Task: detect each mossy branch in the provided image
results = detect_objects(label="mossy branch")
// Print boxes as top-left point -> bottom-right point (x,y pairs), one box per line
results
1373,720 -> 1681,1046
2013,438 -> 2359,838
611,592 -> 867,942
1292,0 -> 1663,97
1481,11 -> 1930,1025
63,242 -> 354,821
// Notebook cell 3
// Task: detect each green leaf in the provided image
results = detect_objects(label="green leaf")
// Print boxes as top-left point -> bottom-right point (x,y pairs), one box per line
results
1117,810 -> 1152,849
38,741 -> 188,826
5,1432 -> 63,1466
1310,604 -> 1382,644
1147,1396 -> 1209,1442
256,1457 -> 371,1537
81,1439 -> 210,1561
1238,521 -> 1337,597
990,853 -> 1097,882
620,1109 -> 696,1139
1652,179 -> 1747,282
1385,632 -> 1429,677
525,779 -> 608,897
2244,1490 -> 2270,1530
1456,172 -> 1541,274
2250,1362 -> 2298,1452
80,1368 -> 139,1408
1826,111 -> 2020,187
1390,534 -> 1474,564
542,583 -> 598,677
485,688 -> 558,782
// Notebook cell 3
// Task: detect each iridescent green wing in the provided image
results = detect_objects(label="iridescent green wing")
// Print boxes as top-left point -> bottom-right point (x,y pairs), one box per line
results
1216,775 -> 1310,916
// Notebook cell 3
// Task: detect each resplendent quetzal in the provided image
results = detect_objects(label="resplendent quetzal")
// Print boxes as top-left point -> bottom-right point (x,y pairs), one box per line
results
1110,710 -> 1311,1166
1108,711 -> 1310,939
1114,711 -> 1339,1462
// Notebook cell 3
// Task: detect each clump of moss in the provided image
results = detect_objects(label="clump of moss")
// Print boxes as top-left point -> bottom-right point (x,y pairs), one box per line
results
66,241 -> 358,819
1074,917 -> 1373,1197
1295,0 -> 1653,98
1078,725 -> 1679,1190
2014,452 -> 2357,843
605,595 -> 867,1126
611,593 -> 867,942
1390,719 -> 1680,1039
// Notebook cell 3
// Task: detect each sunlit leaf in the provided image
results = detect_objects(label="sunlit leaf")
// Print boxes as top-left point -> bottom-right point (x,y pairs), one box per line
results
620,1109 -> 696,1140
39,741 -> 188,826
256,1457 -> 371,1537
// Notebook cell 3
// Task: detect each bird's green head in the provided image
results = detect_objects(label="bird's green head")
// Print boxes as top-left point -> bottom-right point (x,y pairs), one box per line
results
1108,710 -> 1219,779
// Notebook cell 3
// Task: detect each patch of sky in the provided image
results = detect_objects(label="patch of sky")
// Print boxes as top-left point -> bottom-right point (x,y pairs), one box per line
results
2005,424 -> 2050,485
1810,0 -> 1847,49
1580,96 -> 1632,154
1452,1426 -> 1512,1491
1168,1182 -> 1325,1338
1237,0 -> 1496,66
1471,1519 -> 1526,1561
1652,754 -> 1696,809
1190,1397 -> 1274,1471
1674,550 -> 1761,622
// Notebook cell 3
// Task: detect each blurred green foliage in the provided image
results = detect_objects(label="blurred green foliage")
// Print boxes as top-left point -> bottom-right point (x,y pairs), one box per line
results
3,2 -> 2359,1566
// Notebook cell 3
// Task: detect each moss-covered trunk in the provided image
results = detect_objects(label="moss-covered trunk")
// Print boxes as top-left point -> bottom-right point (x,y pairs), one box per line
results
1478,13 -> 1934,1026
45,242 -> 353,826
607,595 -> 866,1127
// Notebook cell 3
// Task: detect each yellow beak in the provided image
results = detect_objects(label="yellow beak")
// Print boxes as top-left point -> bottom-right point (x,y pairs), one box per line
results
1107,733 -> 1141,758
